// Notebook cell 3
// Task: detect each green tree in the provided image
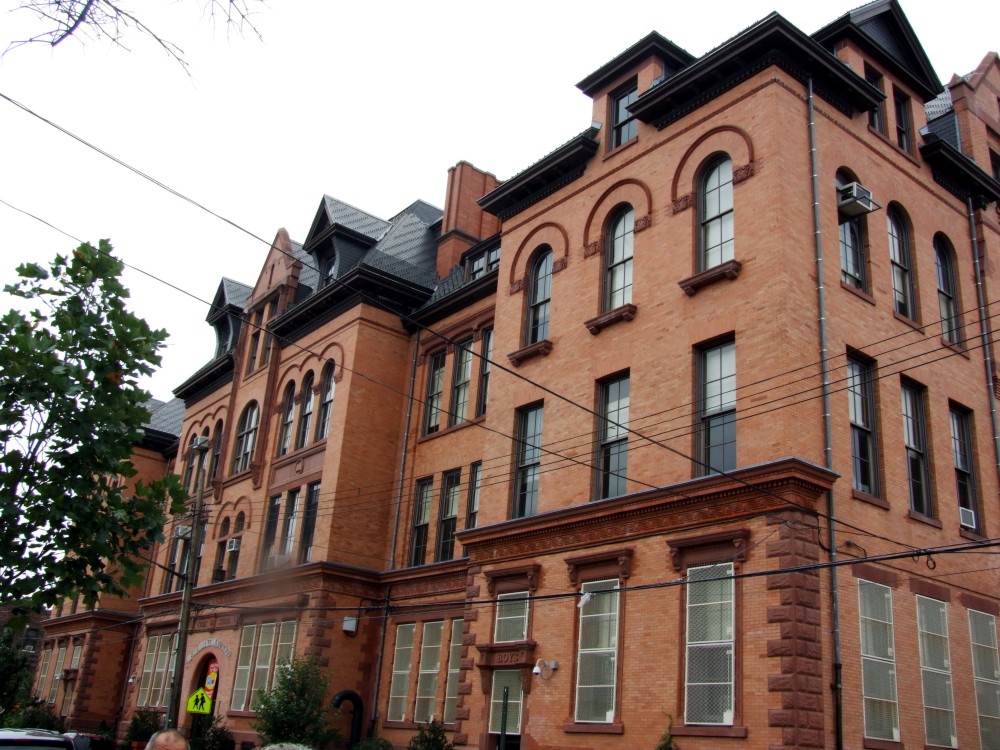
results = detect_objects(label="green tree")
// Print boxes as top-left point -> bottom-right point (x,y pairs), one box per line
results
0,628 -> 33,719
0,241 -> 186,608
252,656 -> 339,749
407,720 -> 454,750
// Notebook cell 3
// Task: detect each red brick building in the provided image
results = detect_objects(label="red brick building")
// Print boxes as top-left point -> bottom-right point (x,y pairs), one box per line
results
41,1 -> 1000,748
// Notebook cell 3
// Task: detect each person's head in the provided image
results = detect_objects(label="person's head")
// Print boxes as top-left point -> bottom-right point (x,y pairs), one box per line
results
145,729 -> 189,750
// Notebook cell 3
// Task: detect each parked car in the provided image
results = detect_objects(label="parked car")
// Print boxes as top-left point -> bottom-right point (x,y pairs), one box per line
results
0,729 -> 75,750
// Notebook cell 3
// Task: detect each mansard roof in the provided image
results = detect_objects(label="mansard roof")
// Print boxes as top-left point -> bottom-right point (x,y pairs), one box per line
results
576,31 -> 695,97
207,277 -> 252,323
812,0 -> 941,101
141,397 -> 184,452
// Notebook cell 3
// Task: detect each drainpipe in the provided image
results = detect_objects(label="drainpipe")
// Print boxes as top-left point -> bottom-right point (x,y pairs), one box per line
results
371,330 -> 421,729
967,197 -> 1000,480
808,76 -> 844,750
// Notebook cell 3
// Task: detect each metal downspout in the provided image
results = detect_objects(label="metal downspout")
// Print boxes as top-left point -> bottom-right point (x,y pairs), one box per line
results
967,198 -> 1000,480
808,76 -> 844,750
370,330 -> 421,729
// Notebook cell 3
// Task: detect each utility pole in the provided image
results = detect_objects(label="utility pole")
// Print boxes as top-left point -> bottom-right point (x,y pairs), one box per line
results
165,436 -> 209,730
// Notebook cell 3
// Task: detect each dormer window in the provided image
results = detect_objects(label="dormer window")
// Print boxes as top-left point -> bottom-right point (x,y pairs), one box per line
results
469,245 -> 501,280
611,80 -> 638,148
320,252 -> 336,288
214,316 -> 231,358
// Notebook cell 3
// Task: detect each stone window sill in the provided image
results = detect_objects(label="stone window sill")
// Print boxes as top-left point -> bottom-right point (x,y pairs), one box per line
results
908,509 -> 943,529
671,725 -> 748,738
853,489 -> 889,510
862,738 -> 902,750
940,338 -> 969,357
893,310 -> 923,332
960,527 -> 986,542
508,339 -> 553,366
678,259 -> 742,296
584,304 -> 637,335
841,281 -> 875,305
418,415 -> 485,444
563,722 -> 624,734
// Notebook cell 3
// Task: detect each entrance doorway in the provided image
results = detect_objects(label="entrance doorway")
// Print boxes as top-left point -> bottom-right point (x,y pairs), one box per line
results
188,655 -> 222,746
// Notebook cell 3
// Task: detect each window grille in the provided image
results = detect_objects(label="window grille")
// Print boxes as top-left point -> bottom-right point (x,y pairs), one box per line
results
969,609 -> 1000,748
917,596 -> 956,747
414,621 -> 444,723
859,580 -> 899,741
388,624 -> 416,722
575,579 -> 619,723
685,563 -> 734,725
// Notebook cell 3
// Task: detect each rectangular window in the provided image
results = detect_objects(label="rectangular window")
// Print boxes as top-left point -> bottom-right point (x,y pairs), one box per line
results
700,341 -> 736,475
597,375 -> 629,499
839,212 -> 867,291
489,669 -> 523,735
261,496 -> 281,569
231,625 -> 256,711
249,622 -> 277,710
449,340 -> 473,427
279,488 -> 300,558
866,66 -> 886,133
576,580 -> 620,723
437,470 -> 461,562
228,621 -> 293,712
141,633 -> 177,709
466,462 -> 482,529
476,329 -> 493,418
894,89 -> 912,153
611,80 -> 638,148
685,562 -> 735,725
950,407 -> 979,531
260,301 -> 276,367
36,646 -> 52,696
245,309 -> 263,374
495,591 -> 530,643
848,356 -> 879,496
409,479 -> 433,567
469,245 -> 500,280
414,621 -> 444,723
443,619 -> 464,724
916,596 -> 956,747
388,624 -> 416,722
902,382 -> 932,516
969,609 -> 1000,748
858,580 -> 899,741
299,481 -> 321,564
514,405 -> 544,518
423,351 -> 446,435
48,644 -> 66,702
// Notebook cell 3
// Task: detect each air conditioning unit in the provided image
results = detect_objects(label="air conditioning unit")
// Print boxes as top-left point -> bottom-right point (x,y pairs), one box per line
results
21,644 -> 35,653
174,524 -> 192,539
226,538 -> 241,552
838,182 -> 876,216
960,507 -> 977,529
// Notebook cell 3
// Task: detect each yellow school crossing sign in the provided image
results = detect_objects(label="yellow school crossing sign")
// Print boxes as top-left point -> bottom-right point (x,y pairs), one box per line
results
186,688 -> 212,715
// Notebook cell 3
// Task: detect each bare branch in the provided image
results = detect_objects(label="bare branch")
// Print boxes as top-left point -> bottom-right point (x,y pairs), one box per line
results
51,0 -> 97,47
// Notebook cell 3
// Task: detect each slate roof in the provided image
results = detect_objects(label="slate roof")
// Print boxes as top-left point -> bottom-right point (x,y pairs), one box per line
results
322,196 -> 392,241
144,397 -> 184,437
220,278 -> 252,310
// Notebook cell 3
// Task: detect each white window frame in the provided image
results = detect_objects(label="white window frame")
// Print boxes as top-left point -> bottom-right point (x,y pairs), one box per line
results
137,633 -> 177,708
969,609 -> 1000,748
916,596 -> 956,748
489,669 -> 523,735
443,619 -> 463,724
494,591 -> 530,643
685,562 -> 735,725
388,623 -> 416,722
414,621 -> 444,723
230,624 -> 257,711
575,579 -> 620,723
229,621 -> 295,712
858,580 -> 899,741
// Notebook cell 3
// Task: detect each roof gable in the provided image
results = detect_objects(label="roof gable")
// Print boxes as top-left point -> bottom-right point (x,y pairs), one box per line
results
208,277 -> 252,323
576,31 -> 696,98
248,228 -> 302,306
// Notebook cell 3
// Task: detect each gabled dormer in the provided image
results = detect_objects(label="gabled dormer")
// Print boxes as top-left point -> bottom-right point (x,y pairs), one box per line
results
208,278 -> 252,358
300,196 -> 389,297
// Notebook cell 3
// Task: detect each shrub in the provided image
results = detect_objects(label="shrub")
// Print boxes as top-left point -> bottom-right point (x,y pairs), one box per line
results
190,715 -> 234,750
123,709 -> 161,746
406,720 -> 453,750
2,700 -> 61,730
251,656 -> 339,749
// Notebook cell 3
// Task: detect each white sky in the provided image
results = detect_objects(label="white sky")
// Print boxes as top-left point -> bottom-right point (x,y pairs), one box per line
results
1,0 -> 997,402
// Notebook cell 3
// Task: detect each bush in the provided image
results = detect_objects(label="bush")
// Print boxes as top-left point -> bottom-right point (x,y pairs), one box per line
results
353,737 -> 392,750
190,715 -> 233,750
123,709 -> 161,746
2,700 -> 62,730
251,656 -> 339,749
406,721 -> 453,750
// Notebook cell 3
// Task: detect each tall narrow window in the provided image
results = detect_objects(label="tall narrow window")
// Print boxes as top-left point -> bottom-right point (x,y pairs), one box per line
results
388,624 -> 416,722
859,579 -> 899,742
277,382 -> 295,457
443,619 -> 464,724
437,469 -> 461,562
414,621 -> 444,723
36,647 -> 52,697
576,580 -> 620,723
866,66 -> 886,134
489,670 -> 523,735
700,156 -> 734,270
449,340 -> 473,427
526,248 -> 553,345
409,479 -> 432,566
299,482 -> 320,564
893,89 -> 912,153
950,407 -> 979,531
48,644 -> 66,703
848,356 -> 879,496
231,625 -> 256,711
315,363 -> 336,440
916,596 -> 956,747
249,622 -> 277,710
260,301 -> 276,367
611,80 -> 638,148
605,207 -> 634,311
476,329 -> 493,418
969,609 -> 1000,748
231,402 -> 259,474
597,374 -> 629,499
279,488 -> 300,558
182,434 -> 198,491
685,562 -> 735,725
245,309 -> 263,374
837,172 -> 868,291
466,462 -> 482,529
295,373 -> 314,451
700,341 -> 736,475
261,496 -> 281,568
902,381 -> 931,516
514,405 -> 544,518
423,351 -> 446,435
888,209 -> 915,320
495,592 -> 530,643
935,236 -> 961,346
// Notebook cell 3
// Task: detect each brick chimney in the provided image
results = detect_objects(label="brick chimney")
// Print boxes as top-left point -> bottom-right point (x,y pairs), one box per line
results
437,161 -> 500,278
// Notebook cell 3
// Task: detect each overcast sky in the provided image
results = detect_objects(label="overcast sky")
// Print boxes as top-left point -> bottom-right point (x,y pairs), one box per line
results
1,0 -> 997,402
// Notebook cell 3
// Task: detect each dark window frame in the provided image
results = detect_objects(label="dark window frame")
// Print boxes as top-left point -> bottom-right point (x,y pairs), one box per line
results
605,206 -> 635,312
934,235 -> 962,346
847,355 -> 880,497
276,381 -> 295,457
698,155 -> 735,272
513,403 -> 544,519
526,247 -> 553,345
298,481 -> 321,564
610,79 -> 638,149
231,401 -> 259,475
893,87 -> 912,153
901,379 -> 932,517
436,469 -> 462,562
315,363 -> 336,441
888,208 -> 917,321
448,339 -> 474,428
466,461 -> 482,529
423,351 -> 446,435
409,477 -> 433,566
476,329 -> 493,418
865,65 -> 886,134
698,339 -> 736,476
294,372 -> 315,451
949,405 -> 979,532
596,373 -> 630,499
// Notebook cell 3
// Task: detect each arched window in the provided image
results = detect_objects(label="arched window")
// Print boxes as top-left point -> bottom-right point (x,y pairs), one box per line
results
182,434 -> 199,491
231,402 -> 259,475
295,373 -> 315,450
276,382 -> 295,457
700,155 -> 734,270
235,512 -> 245,533
836,170 -> 868,292
605,206 -> 634,310
888,208 -> 915,320
526,247 -> 553,345
208,419 -> 224,479
220,518 -> 231,538
934,235 -> 961,345
316,363 -> 336,441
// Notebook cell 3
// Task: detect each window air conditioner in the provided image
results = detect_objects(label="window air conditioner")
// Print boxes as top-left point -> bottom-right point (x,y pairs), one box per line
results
960,507 -> 977,529
174,524 -> 192,539
226,538 -> 241,552
838,182 -> 876,216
